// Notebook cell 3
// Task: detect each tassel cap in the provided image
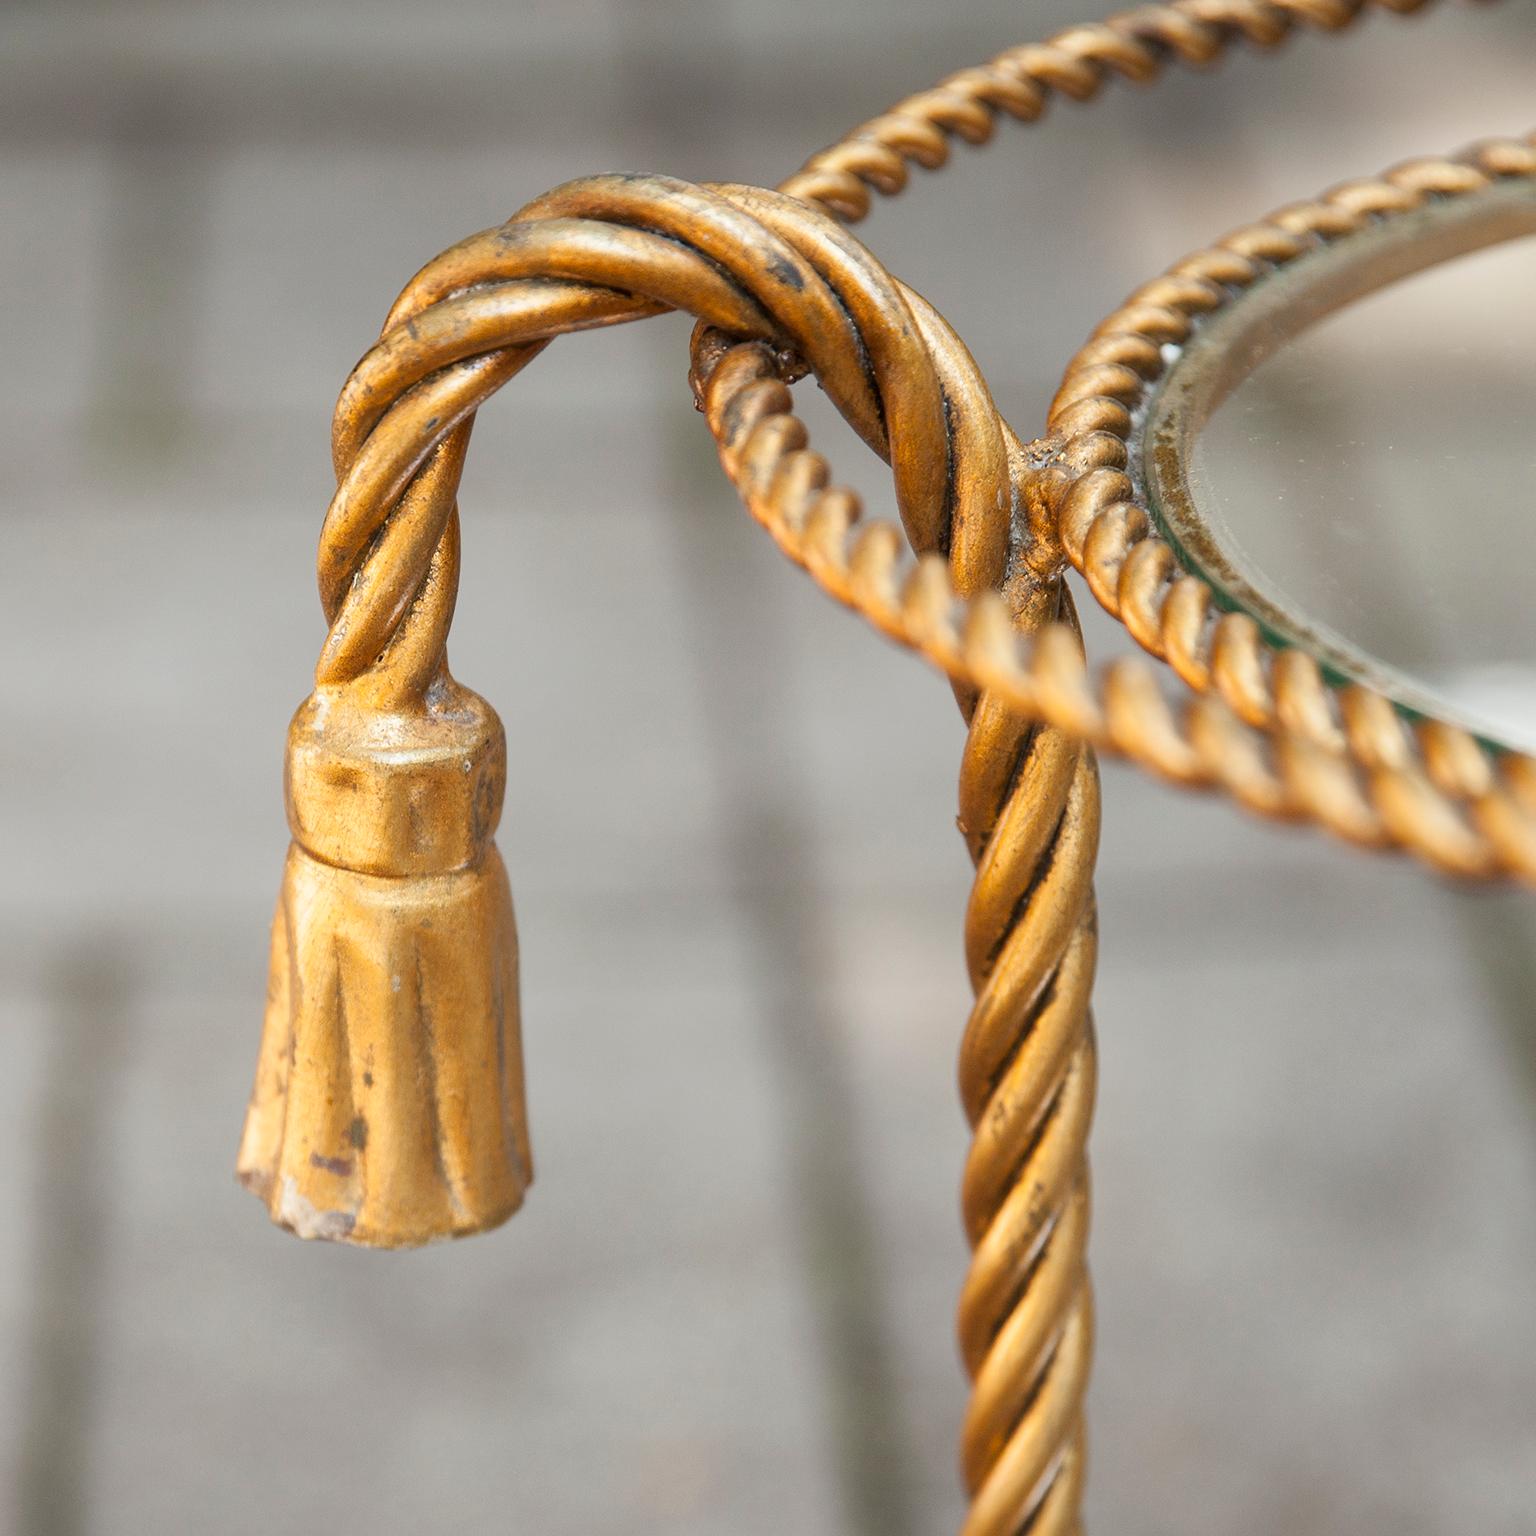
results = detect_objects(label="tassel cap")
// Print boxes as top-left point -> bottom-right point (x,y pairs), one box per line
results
238,682 -> 531,1248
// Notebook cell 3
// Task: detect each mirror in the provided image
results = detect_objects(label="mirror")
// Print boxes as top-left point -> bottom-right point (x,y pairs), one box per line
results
1141,178 -> 1536,753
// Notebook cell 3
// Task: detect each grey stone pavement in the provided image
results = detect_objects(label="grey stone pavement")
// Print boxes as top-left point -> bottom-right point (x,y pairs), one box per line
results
2,2 -> 1535,1532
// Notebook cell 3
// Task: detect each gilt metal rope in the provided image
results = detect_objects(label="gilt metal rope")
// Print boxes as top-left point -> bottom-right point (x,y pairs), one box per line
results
242,3 -> 1536,1535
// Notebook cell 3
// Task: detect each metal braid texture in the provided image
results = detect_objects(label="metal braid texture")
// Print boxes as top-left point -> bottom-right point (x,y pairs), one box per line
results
783,0 -> 1451,219
305,2 -> 1529,1532
323,170 -> 1099,1534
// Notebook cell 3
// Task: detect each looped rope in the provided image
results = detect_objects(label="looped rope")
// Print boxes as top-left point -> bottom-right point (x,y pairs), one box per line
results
781,0 -> 1438,220
319,174 -> 1001,702
320,167 -> 1098,1535
317,5 -> 1536,888
305,2 -> 1529,1530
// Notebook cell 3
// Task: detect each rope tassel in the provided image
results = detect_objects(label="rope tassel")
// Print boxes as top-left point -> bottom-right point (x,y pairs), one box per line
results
237,682 -> 531,1247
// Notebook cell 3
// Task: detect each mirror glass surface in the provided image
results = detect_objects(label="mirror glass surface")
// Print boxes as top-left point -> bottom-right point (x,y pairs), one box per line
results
1147,210 -> 1536,753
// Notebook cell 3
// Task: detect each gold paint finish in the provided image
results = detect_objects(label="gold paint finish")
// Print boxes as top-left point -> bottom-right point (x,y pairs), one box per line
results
283,683 -> 507,878
240,5 -> 1528,1535
238,683 -> 530,1247
1042,137 -> 1536,880
1141,176 -> 1536,741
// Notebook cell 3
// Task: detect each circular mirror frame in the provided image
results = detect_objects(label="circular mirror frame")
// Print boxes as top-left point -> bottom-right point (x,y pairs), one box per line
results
1043,136 -> 1536,827
1142,174 -> 1536,752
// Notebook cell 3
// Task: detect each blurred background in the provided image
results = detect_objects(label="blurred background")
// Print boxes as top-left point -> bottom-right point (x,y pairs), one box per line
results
2,1 -> 1534,1532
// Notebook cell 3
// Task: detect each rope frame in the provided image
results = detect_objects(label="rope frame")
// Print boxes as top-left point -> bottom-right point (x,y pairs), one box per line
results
1043,137 -> 1536,881
242,7 -> 1531,1536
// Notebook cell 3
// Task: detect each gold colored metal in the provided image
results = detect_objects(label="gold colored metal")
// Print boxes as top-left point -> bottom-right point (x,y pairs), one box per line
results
239,3 -> 1531,1534
238,682 -> 530,1246
1042,136 -> 1536,879
1140,174 -> 1536,742
695,341 -> 1102,1535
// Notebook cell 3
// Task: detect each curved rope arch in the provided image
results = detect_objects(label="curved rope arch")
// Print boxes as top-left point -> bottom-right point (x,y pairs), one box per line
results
306,151 -> 1535,1536
782,0 -> 1448,219
318,171 -> 1097,1536
269,7 -> 1532,1536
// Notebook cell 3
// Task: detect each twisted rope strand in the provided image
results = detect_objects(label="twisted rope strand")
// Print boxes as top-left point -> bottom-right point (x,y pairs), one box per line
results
316,153 -> 1536,885
778,0 -> 1532,872
307,7 -> 1526,1532
321,170 -> 1098,1534
781,0 -> 1442,219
